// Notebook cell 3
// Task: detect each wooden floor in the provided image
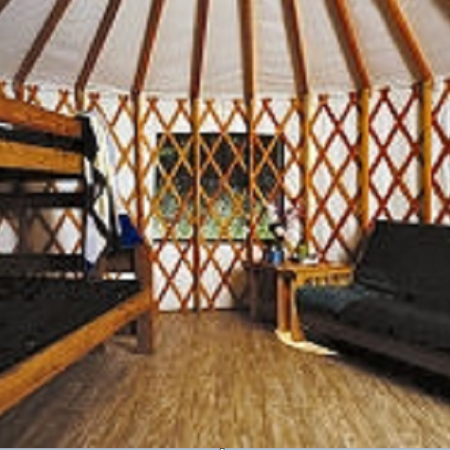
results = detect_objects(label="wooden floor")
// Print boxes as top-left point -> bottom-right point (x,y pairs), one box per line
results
1,312 -> 450,447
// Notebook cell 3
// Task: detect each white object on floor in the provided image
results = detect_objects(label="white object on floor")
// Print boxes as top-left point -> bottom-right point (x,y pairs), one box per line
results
275,329 -> 338,356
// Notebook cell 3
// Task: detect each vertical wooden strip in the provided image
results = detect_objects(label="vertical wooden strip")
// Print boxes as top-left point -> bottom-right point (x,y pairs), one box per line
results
359,88 -> 371,229
133,93 -> 145,235
74,88 -> 87,269
192,98 -> 202,311
421,82 -> 433,223
248,99 -> 256,264
238,0 -> 257,262
75,87 -> 84,111
301,94 -> 312,248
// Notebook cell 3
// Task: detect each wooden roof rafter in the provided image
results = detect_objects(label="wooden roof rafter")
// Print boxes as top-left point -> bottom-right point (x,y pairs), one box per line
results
190,0 -> 211,100
281,0 -> 308,97
13,0 -> 74,95
238,0 -> 257,103
75,0 -> 123,95
329,0 -> 371,91
132,0 -> 167,95
382,0 -> 433,82
0,0 -> 12,17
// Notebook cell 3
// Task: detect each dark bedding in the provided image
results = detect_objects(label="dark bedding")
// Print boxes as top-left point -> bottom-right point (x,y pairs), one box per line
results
0,278 -> 141,374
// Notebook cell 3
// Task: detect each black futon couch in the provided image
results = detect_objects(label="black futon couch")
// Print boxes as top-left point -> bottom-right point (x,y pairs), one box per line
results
297,221 -> 450,376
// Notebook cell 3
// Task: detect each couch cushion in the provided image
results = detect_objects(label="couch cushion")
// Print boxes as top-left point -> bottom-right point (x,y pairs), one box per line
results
0,278 -> 142,374
355,221 -> 450,303
297,283 -> 388,317
341,294 -> 450,351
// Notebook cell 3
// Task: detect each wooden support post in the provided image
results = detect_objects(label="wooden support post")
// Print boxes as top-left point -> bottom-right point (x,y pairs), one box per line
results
74,87 -> 88,275
238,0 -> 257,263
192,98 -> 202,312
132,92 -> 156,330
301,94 -> 312,247
359,88 -> 371,229
421,81 -> 433,223
75,87 -> 84,112
247,99 -> 256,264
133,93 -> 145,236
134,244 -> 155,353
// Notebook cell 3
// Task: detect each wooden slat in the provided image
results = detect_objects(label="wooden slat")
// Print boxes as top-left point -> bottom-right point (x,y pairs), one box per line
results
75,0 -> 123,94
0,288 -> 152,418
281,0 -> 308,96
13,0 -> 74,93
359,89 -> 370,228
192,99 -> 201,311
331,0 -> 371,90
421,82 -> 433,223
239,0 -> 257,262
0,96 -> 81,137
382,0 -> 433,81
133,94 -> 145,237
0,140 -> 83,175
238,0 -> 257,102
132,0 -> 166,95
301,94 -> 312,247
0,192 -> 85,210
190,0 -> 210,99
247,100 -> 256,264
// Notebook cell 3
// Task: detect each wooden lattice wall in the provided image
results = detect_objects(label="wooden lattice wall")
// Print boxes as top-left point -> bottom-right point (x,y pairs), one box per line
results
1,82 -> 450,311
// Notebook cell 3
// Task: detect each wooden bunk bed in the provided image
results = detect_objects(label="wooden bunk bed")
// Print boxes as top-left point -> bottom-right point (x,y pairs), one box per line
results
0,96 -> 156,417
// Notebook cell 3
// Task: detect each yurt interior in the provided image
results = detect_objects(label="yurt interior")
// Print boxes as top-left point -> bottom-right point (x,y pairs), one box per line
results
3,0 -> 450,447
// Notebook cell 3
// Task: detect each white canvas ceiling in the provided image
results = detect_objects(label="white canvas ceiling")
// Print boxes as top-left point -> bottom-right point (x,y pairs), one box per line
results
0,0 -> 449,98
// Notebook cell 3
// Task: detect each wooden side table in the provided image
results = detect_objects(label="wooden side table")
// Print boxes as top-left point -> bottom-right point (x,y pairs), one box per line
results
276,262 -> 353,342
243,260 -> 353,342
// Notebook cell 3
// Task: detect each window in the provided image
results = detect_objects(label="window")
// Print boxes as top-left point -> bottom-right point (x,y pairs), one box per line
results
153,132 -> 284,241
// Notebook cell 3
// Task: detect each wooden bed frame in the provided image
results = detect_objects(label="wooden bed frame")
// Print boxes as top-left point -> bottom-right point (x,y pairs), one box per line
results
0,96 -> 157,417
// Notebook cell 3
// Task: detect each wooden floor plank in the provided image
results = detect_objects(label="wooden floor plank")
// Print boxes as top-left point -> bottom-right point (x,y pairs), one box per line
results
1,311 -> 450,447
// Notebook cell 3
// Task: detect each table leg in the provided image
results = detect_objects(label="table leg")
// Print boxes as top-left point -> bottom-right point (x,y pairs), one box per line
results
276,275 -> 290,333
290,283 -> 305,342
248,269 -> 257,321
